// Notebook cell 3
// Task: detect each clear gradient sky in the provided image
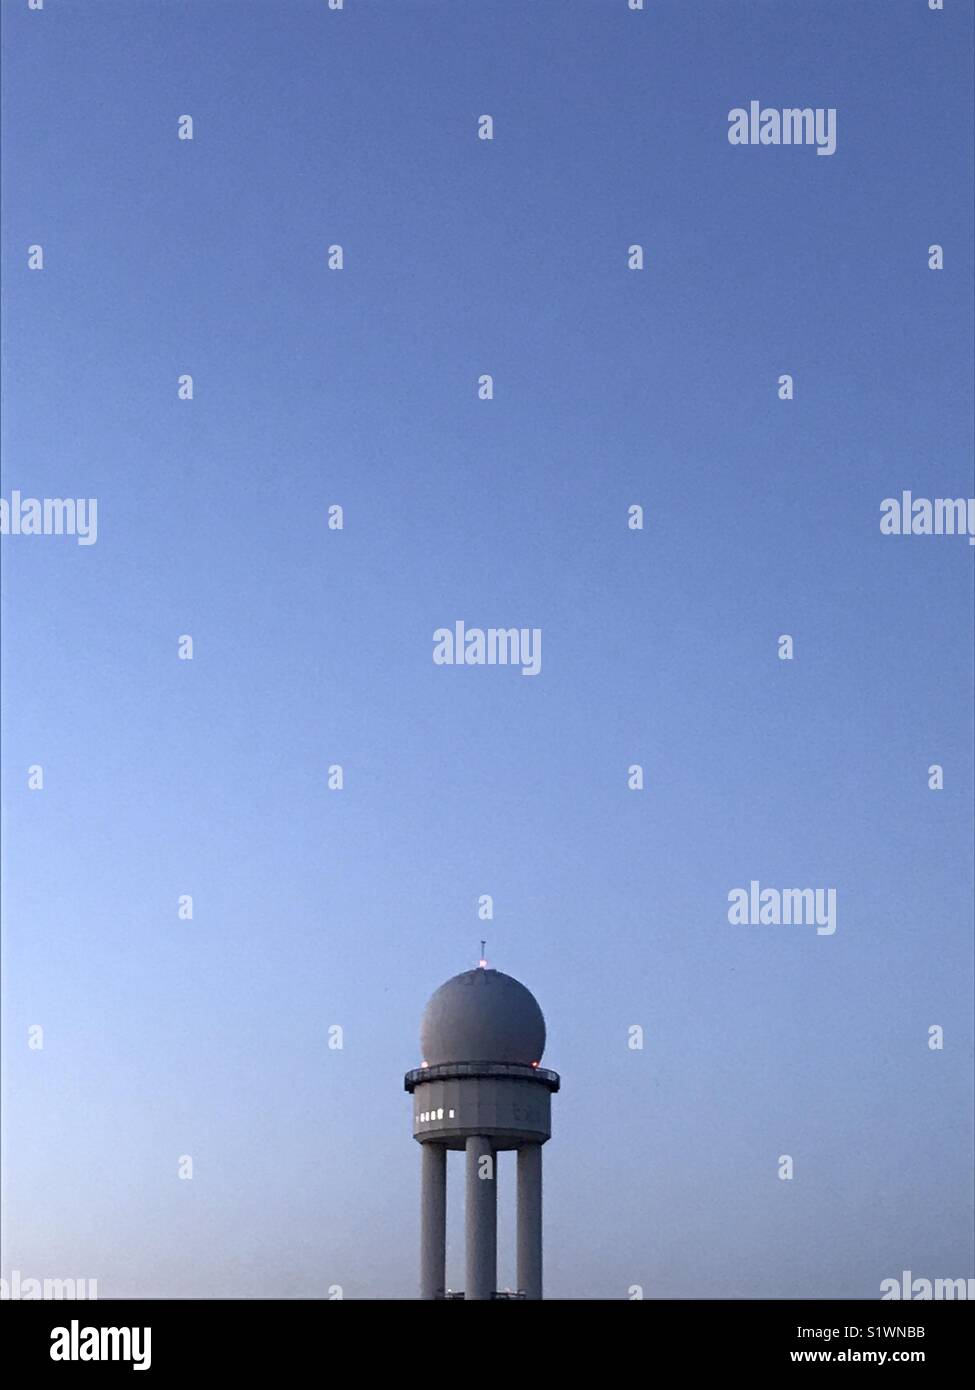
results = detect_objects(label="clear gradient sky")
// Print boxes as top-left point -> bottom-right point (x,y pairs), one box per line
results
2,0 -> 973,1299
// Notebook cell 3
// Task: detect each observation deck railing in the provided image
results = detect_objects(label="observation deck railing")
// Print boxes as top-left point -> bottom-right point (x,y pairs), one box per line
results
403,1060 -> 560,1093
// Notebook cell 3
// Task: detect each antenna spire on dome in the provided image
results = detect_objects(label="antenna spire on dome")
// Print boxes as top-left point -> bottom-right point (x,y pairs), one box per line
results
478,940 -> 487,968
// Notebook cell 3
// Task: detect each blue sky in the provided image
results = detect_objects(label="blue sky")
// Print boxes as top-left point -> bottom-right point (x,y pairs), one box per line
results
2,0 -> 972,1298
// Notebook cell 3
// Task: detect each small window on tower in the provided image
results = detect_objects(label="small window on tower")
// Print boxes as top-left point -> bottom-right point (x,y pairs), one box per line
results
437,1108 -> 444,1120
448,1109 -> 455,1119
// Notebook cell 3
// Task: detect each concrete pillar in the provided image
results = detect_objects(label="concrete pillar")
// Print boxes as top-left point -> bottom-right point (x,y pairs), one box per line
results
420,1142 -> 446,1300
517,1143 -> 543,1299
465,1135 -> 496,1300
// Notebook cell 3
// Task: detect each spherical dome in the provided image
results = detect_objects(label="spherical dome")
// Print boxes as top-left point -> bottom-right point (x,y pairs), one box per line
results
420,968 -> 546,1066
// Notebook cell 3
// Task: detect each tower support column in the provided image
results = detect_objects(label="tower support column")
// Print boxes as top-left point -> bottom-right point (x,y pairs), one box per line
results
420,1142 -> 446,1300
517,1142 -> 543,1299
465,1135 -> 497,1299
